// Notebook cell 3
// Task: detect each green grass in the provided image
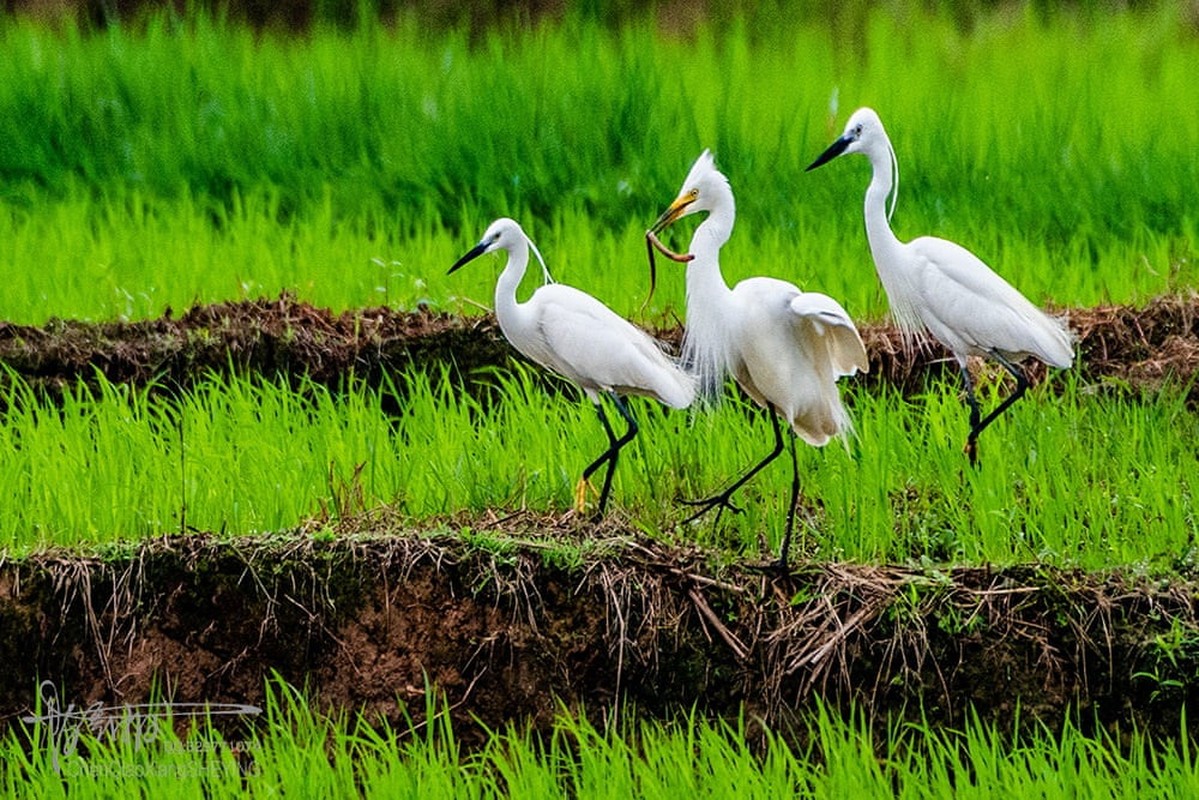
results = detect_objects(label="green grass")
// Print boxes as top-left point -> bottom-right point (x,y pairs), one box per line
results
1,367 -> 1195,570
2,7 -> 1195,796
0,5 -> 1196,323
4,681 -> 1197,797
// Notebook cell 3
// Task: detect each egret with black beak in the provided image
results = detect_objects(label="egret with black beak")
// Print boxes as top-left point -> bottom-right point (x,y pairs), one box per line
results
450,218 -> 696,519
807,107 -> 1073,465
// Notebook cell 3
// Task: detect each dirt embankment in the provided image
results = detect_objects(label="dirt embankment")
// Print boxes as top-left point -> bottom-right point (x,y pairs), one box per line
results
2,526 -> 1197,746
0,293 -> 1196,405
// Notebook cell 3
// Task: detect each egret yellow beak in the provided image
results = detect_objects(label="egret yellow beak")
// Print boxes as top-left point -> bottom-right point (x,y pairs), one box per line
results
650,193 -> 696,234
640,194 -> 696,314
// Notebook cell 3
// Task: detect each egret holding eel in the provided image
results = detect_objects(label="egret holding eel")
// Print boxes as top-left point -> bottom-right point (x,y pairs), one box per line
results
647,151 -> 868,567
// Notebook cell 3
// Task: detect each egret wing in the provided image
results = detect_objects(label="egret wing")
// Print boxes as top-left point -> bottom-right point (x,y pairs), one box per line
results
530,285 -> 694,407
908,237 -> 1073,365
788,293 -> 870,377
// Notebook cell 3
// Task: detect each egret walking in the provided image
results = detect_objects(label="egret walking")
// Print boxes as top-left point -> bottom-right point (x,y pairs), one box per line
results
450,218 -> 695,519
807,107 -> 1074,465
650,151 -> 868,567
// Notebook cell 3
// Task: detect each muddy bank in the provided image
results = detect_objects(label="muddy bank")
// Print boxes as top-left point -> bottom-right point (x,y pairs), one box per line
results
2,524 -> 1196,745
0,293 -> 1197,406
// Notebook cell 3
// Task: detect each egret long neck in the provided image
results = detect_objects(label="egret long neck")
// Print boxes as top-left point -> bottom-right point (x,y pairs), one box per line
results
863,142 -> 902,258
493,241 -> 529,337
684,198 -> 735,305
683,198 -> 736,396
862,137 -> 926,342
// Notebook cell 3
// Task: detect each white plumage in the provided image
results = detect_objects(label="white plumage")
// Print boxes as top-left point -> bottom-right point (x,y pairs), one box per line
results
450,217 -> 695,518
808,107 -> 1073,464
651,151 -> 868,566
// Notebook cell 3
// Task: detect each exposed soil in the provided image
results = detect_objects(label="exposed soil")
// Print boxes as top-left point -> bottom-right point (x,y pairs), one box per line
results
1,293 -> 1198,406
2,523 -> 1198,748
0,296 -> 515,409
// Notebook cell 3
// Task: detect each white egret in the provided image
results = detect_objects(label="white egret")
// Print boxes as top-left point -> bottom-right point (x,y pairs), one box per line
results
649,151 -> 869,567
807,107 -> 1074,465
449,218 -> 696,519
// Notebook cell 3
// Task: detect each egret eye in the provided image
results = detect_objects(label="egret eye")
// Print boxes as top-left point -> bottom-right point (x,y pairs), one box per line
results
854,124 -> 863,138
689,188 -> 699,199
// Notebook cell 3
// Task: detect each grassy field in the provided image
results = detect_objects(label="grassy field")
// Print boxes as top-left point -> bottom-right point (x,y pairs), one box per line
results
0,368 -> 1195,571
0,4 -> 1196,323
2,2 -> 1198,795
5,683 -> 1198,798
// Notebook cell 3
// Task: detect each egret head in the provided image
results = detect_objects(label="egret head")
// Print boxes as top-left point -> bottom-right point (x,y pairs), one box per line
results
650,149 -> 732,234
806,107 -> 888,170
448,217 -> 523,274
449,217 -> 551,281
640,150 -> 729,308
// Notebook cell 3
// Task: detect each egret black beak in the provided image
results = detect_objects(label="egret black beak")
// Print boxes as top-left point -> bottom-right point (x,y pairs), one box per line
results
448,241 -> 488,274
806,134 -> 853,171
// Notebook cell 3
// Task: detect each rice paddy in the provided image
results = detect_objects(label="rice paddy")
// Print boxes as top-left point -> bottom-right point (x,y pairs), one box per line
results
0,3 -> 1195,323
0,368 -> 1194,572
6,684 -> 1199,798
1,1 -> 1198,795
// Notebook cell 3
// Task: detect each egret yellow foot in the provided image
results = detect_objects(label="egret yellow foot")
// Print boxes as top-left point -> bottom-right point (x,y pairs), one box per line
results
574,477 -> 596,513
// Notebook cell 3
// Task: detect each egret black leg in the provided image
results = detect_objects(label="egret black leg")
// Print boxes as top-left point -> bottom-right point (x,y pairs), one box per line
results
963,354 -> 1029,467
960,363 -> 983,466
581,393 -> 637,519
776,428 -> 801,571
682,404 -> 785,526
974,352 -> 1029,436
